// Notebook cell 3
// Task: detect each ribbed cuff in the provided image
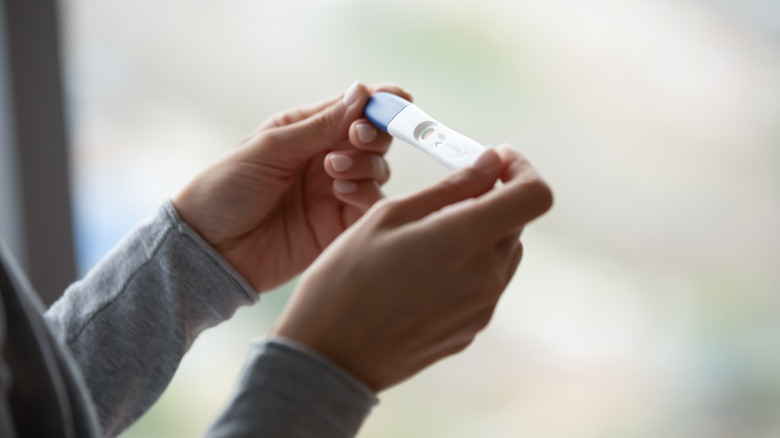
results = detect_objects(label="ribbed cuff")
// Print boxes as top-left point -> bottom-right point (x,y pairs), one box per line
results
206,340 -> 377,438
161,200 -> 258,305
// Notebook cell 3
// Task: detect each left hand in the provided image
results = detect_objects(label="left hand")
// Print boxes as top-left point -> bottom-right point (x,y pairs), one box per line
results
172,82 -> 411,292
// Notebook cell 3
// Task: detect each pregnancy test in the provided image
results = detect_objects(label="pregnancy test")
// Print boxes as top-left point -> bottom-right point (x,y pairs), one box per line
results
364,92 -> 487,170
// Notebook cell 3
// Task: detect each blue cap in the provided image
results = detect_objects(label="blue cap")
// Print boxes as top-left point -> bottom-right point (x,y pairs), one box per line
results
364,92 -> 411,133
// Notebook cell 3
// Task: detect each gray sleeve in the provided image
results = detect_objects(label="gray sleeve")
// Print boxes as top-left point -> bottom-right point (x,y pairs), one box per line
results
205,339 -> 377,438
44,201 -> 378,437
45,201 -> 259,436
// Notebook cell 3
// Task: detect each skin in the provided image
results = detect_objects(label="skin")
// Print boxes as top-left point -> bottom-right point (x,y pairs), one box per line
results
173,82 -> 553,392
174,81 -> 407,292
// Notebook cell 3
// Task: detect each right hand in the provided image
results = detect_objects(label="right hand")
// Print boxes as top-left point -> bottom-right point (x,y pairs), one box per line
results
271,145 -> 553,392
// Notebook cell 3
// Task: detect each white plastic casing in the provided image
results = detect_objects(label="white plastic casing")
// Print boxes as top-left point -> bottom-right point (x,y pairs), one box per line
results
386,105 -> 486,170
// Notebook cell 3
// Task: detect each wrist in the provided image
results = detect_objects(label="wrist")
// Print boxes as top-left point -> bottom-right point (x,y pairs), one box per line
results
270,317 -> 383,392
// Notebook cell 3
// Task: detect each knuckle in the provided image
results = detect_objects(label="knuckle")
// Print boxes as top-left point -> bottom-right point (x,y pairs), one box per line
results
375,156 -> 391,182
438,173 -> 471,198
451,167 -> 481,186
277,113 -> 296,126
369,198 -> 400,223
311,113 -> 332,136
450,338 -> 474,355
476,306 -> 496,331
310,110 -> 340,140
256,130 -> 283,149
525,178 -> 554,216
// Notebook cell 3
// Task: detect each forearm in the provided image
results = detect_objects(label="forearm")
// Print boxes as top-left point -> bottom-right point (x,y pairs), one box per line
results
45,201 -> 258,436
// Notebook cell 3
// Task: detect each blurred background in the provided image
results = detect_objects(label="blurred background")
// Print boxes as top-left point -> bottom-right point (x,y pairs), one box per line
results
3,0 -> 780,436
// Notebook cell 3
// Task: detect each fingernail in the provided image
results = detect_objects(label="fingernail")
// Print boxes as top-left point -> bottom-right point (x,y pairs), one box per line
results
329,154 -> 353,172
333,180 -> 357,194
356,123 -> 377,144
343,80 -> 361,106
472,149 -> 499,174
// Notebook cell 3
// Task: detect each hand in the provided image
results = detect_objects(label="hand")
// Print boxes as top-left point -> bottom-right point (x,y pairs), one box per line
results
271,145 -> 553,392
172,82 -> 412,292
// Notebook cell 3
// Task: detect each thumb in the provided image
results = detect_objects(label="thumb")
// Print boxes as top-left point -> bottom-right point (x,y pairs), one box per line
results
387,149 -> 502,225
266,81 -> 370,159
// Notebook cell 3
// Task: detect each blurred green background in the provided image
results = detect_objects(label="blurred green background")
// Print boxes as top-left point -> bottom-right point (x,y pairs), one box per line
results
60,0 -> 780,437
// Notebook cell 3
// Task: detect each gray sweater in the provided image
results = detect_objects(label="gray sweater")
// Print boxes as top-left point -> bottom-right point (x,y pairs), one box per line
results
0,201 -> 376,437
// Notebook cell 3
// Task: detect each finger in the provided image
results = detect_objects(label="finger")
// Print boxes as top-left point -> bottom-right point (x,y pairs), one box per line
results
377,149 -> 502,226
435,144 -> 553,247
325,151 -> 390,185
349,119 -> 393,154
259,94 -> 342,130
332,179 -> 385,212
370,83 -> 413,102
349,84 -> 411,154
260,83 -> 410,132
486,144 -> 554,225
262,81 -> 371,164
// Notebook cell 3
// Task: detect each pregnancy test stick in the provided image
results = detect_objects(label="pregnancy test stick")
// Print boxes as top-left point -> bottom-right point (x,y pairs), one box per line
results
364,92 -> 487,170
